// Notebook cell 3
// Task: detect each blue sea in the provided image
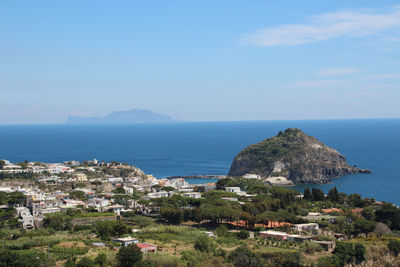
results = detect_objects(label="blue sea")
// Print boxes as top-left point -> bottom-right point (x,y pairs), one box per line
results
0,119 -> 399,204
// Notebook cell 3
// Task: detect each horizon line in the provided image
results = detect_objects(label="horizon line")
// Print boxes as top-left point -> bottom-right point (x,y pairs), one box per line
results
0,116 -> 400,126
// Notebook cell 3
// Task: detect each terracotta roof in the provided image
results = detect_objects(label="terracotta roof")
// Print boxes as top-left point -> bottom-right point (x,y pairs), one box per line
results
321,208 -> 342,213
137,243 -> 156,249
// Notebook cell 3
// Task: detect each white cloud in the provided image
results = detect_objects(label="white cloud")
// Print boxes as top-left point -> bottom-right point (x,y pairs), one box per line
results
371,73 -> 400,79
241,6 -> 400,46
316,67 -> 359,76
287,79 -> 349,88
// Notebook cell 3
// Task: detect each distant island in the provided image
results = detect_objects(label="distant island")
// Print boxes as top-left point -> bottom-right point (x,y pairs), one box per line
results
66,109 -> 179,124
228,128 -> 371,184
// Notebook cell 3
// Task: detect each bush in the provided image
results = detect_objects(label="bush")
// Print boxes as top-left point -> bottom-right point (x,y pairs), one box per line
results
194,235 -> 215,253
144,253 -> 179,267
228,245 -> 264,267
303,241 -> 322,254
50,246 -> 89,260
77,257 -> 95,267
116,244 -> 143,267
236,230 -> 250,240
388,239 -> 400,256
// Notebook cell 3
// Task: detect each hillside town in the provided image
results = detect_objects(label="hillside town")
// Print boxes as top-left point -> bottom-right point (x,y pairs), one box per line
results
1,159 -> 400,266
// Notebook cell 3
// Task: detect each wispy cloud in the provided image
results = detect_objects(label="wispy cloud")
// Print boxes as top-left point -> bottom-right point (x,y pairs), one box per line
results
316,67 -> 359,76
241,6 -> 400,46
287,79 -> 349,88
371,73 -> 400,79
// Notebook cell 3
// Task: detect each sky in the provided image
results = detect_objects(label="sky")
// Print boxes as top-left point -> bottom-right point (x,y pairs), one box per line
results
1,0 -> 400,124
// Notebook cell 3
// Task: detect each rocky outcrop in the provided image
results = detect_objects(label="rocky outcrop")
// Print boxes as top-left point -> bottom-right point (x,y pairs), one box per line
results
228,128 -> 371,184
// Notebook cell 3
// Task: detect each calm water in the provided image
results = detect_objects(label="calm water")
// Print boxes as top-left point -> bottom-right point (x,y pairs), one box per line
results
0,119 -> 399,204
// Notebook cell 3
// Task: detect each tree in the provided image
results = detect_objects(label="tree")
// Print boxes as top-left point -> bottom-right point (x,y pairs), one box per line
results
353,219 -> 376,237
348,194 -> 364,208
113,186 -> 126,194
162,186 -> 175,192
43,212 -> 72,231
228,245 -> 264,267
0,160 -> 5,169
216,224 -> 228,237
95,221 -> 130,240
312,188 -> 325,201
194,234 -> 215,253
354,243 -> 366,264
77,257 -> 95,267
69,190 -> 86,200
303,188 -> 312,200
388,239 -> 400,256
95,253 -> 107,267
333,242 -> 355,266
236,230 -> 250,240
327,187 -> 340,203
361,206 -> 375,221
7,192 -> 26,206
160,206 -> 183,224
116,245 -> 143,267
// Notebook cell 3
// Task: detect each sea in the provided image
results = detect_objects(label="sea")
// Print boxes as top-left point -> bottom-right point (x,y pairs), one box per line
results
0,119 -> 399,204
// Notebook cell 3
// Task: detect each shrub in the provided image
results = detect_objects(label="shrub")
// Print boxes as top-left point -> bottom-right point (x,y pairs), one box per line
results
116,244 -> 142,267
228,245 -> 264,267
50,246 -> 89,260
303,241 -> 322,254
388,239 -> 400,256
194,234 -> 215,253
236,230 -> 250,240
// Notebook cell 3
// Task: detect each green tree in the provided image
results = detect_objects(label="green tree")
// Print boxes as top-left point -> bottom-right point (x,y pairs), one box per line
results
0,160 -> 5,169
113,186 -> 126,194
77,257 -> 95,267
160,206 -> 183,224
303,188 -> 312,200
236,230 -> 250,240
43,212 -> 72,231
228,245 -> 264,267
95,253 -> 107,267
7,192 -> 26,206
216,224 -> 228,237
116,245 -> 143,267
69,190 -> 86,200
194,234 -> 215,253
353,219 -> 376,237
312,188 -> 325,201
333,242 -> 355,266
361,206 -> 375,220
327,187 -> 340,203
354,243 -> 366,264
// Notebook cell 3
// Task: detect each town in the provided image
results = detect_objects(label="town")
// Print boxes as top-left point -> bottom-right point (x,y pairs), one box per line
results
1,159 -> 400,267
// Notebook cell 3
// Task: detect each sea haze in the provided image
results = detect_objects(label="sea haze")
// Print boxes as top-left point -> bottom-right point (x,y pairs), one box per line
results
0,119 -> 399,204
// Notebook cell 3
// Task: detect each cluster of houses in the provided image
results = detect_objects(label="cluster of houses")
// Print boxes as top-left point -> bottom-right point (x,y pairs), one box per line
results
0,159 -> 215,230
259,223 -> 336,251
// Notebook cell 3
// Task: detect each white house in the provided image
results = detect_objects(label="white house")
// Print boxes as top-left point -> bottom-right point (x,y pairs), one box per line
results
146,191 -> 169,199
225,187 -> 241,193
242,174 -> 261,179
87,198 -> 109,209
113,236 -> 139,247
292,223 -> 319,232
182,192 -> 201,199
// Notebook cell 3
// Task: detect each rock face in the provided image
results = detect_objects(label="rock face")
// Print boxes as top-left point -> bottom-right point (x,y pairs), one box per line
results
228,128 -> 371,184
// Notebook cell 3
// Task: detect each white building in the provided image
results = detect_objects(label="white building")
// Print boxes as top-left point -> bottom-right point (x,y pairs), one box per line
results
146,191 -> 169,199
182,192 -> 202,199
87,198 -> 109,209
225,187 -> 241,193
15,207 -> 34,230
292,223 -> 319,232
242,174 -> 261,179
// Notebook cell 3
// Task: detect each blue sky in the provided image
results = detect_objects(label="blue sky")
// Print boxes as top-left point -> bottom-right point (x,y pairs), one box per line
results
1,0 -> 400,124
